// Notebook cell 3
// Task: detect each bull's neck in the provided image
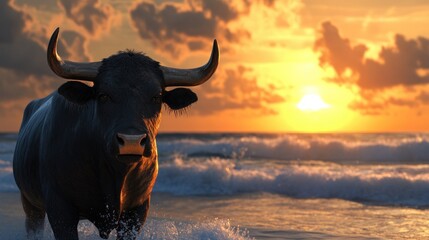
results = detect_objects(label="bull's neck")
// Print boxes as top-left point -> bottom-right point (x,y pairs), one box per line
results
104,155 -> 158,213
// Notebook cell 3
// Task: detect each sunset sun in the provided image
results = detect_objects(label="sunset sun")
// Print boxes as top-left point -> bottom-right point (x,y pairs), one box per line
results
297,93 -> 331,112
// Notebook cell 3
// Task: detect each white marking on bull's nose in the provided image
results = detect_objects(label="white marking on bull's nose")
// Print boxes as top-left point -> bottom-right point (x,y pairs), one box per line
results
116,133 -> 147,155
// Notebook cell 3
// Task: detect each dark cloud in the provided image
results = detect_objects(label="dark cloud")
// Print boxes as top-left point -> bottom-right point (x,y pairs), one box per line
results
224,28 -> 251,43
0,1 -> 51,79
0,0 -> 89,105
0,70 -> 36,101
0,1 -> 89,77
315,21 -> 429,90
130,2 -> 215,40
60,30 -> 90,61
130,0 -> 250,56
200,0 -> 239,22
0,1 -> 27,43
191,65 -> 285,115
0,71 -> 60,101
187,40 -> 205,51
58,0 -> 115,35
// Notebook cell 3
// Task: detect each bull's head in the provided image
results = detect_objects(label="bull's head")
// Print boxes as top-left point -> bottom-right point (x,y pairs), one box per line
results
47,28 -> 218,163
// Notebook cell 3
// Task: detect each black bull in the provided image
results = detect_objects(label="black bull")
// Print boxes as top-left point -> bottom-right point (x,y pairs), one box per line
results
13,28 -> 218,239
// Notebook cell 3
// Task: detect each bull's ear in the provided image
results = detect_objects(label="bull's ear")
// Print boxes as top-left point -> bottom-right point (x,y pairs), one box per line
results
58,81 -> 93,104
163,88 -> 197,110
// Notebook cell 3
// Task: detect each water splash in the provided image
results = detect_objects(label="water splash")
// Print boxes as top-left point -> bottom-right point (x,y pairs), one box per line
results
33,218 -> 251,240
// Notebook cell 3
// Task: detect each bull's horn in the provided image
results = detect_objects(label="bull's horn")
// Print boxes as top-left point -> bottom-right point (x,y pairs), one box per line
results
160,40 -> 219,86
47,27 -> 101,81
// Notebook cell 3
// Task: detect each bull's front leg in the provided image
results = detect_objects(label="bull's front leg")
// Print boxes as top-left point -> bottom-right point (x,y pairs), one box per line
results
45,190 -> 79,240
116,198 -> 150,240
20,193 -> 45,239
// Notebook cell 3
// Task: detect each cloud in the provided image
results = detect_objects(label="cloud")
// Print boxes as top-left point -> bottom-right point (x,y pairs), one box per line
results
131,2 -> 216,39
315,21 -> 429,114
0,67 -> 60,132
348,89 -> 429,115
0,0 -> 48,76
0,0 -> 91,76
417,91 -> 429,104
199,0 -> 239,22
191,65 -> 285,115
0,0 -> 90,131
0,0 -> 27,44
0,69 -> 36,101
0,0 -> 88,104
315,21 -> 429,90
59,30 -> 90,61
58,0 -> 117,36
130,0 -> 251,57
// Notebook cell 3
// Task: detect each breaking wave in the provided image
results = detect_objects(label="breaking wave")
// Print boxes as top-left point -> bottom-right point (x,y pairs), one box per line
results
2,133 -> 429,207
157,133 -> 429,164
155,156 -> 429,207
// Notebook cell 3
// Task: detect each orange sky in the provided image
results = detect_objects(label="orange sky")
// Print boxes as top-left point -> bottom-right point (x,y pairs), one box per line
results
1,0 -> 429,132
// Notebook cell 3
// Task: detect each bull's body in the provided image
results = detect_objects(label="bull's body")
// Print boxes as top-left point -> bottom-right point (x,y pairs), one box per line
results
14,92 -> 156,238
13,28 -> 218,239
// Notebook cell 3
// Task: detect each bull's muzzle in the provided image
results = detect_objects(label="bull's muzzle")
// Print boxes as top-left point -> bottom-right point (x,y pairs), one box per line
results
116,133 -> 147,156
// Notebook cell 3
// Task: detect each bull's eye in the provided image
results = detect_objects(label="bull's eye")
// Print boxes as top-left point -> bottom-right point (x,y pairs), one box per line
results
98,93 -> 110,103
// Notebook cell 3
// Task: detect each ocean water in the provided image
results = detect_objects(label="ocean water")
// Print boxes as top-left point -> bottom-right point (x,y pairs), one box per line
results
1,133 -> 429,239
